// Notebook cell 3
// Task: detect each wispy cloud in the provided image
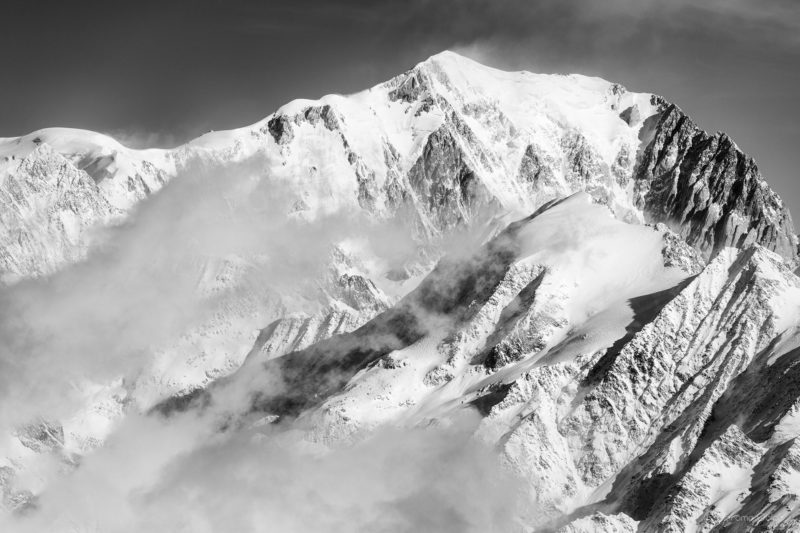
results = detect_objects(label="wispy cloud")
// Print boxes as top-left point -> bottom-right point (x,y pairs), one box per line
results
0,153 -> 423,429
391,0 -> 800,73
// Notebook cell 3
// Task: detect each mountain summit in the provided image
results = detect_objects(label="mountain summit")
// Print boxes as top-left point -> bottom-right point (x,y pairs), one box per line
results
1,51 -> 795,281
1,51 -> 799,531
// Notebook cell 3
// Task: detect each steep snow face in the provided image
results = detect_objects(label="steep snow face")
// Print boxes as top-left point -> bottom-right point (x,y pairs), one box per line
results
0,54 -> 793,397
257,51 -> 658,237
0,128 -> 173,212
641,425 -> 766,532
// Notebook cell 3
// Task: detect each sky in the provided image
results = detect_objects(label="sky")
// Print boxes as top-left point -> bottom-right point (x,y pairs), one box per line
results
1,0 -> 799,217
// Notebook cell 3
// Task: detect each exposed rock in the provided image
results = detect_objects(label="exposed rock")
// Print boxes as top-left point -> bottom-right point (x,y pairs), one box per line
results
634,104 -> 798,264
406,124 -> 494,233
658,223 -> 706,275
619,105 -> 641,126
211,194 -> 800,529
15,420 -> 64,454
642,425 -> 765,532
266,115 -> 293,145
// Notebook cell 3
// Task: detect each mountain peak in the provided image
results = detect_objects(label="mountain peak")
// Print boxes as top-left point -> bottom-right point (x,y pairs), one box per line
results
415,49 -> 628,97
418,49 -> 487,71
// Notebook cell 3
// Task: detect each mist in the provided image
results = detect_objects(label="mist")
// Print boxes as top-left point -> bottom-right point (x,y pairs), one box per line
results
3,408 -> 528,533
0,149 -> 535,532
0,153 -> 426,428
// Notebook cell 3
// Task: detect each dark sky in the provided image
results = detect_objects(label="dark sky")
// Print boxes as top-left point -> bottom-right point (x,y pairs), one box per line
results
2,0 -> 799,219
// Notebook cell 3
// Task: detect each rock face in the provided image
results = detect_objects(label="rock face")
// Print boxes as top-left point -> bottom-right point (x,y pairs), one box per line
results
1,51 -> 800,530
406,122 -> 497,234
0,144 -> 118,283
634,104 -> 798,264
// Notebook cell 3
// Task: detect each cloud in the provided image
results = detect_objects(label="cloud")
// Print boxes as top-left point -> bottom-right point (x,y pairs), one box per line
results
422,0 -> 800,74
0,146 -> 536,531
5,409 -> 529,533
0,153 -> 425,429
138,414 -> 525,533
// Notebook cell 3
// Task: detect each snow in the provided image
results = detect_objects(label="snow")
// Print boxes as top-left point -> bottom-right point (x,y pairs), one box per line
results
0,127 -> 173,181
771,400 -> 800,444
0,128 -> 126,158
516,193 -> 686,323
0,50 -> 663,229
703,461 -> 759,524
753,250 -> 800,333
421,51 -> 656,162
782,465 -> 800,495
303,191 -> 693,458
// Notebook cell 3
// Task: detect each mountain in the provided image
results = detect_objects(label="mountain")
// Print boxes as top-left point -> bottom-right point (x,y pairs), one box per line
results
2,52 -> 796,281
0,51 -> 799,531
187,192 -> 800,531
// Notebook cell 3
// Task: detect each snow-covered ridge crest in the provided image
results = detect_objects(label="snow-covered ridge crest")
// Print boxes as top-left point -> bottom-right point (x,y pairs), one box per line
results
1,50 -> 795,283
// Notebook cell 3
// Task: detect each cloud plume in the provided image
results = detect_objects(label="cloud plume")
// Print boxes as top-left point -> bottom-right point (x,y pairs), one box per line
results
0,153 -> 425,428
4,408 -> 529,533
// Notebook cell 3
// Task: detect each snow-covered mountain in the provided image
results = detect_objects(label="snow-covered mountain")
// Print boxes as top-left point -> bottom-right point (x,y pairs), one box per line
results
1,51 -> 799,531
155,191 -> 800,532
2,51 -> 795,280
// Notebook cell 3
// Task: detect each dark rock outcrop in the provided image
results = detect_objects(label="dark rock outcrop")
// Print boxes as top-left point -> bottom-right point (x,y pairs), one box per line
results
406,122 -> 495,234
634,104 -> 799,265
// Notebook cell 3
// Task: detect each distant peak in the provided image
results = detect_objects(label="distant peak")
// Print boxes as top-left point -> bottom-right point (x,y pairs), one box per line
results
424,49 -> 472,63
417,49 -> 494,74
412,49 -> 624,96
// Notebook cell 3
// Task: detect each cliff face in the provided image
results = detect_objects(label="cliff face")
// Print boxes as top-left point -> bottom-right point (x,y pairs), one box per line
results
634,103 -> 798,264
